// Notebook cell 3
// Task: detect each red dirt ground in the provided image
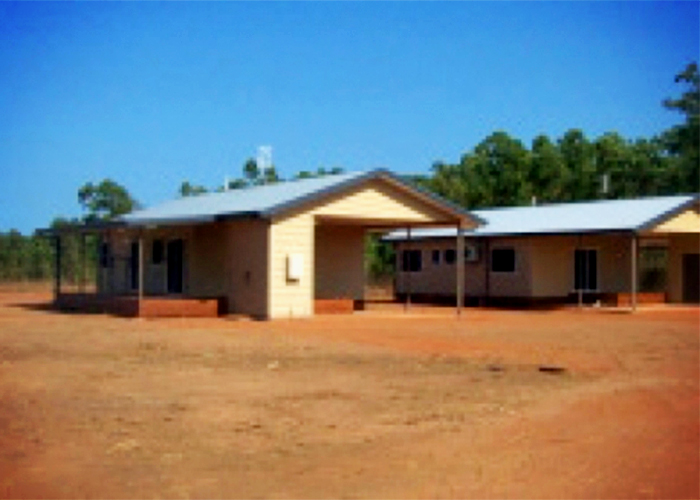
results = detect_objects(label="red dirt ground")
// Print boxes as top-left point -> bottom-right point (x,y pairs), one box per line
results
0,292 -> 698,499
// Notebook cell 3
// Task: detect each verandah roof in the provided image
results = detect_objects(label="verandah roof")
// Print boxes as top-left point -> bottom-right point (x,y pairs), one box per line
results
385,194 -> 700,240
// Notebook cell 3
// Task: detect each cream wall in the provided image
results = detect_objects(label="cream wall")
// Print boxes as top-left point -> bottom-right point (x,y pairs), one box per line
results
652,207 -> 700,233
395,239 -> 486,296
268,178 -> 465,318
488,238 -> 533,297
666,233 -> 700,303
529,235 -> 632,297
315,225 -> 365,300
395,237 -> 532,298
269,212 -> 315,318
226,219 -> 270,318
396,234 -> 641,299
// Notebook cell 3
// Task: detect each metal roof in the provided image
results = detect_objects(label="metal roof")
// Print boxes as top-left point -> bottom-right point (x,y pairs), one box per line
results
384,194 -> 699,240
119,169 -> 477,227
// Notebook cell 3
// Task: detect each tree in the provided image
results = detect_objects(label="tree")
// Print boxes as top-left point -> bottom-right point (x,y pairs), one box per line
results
529,134 -> 569,202
226,178 -> 248,190
179,181 -> 207,197
243,158 -> 261,185
364,233 -> 395,280
661,62 -> 699,192
78,179 -> 138,221
262,165 -> 280,184
558,129 -> 597,201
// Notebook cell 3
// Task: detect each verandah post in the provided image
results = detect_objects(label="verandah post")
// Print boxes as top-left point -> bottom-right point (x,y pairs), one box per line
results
54,235 -> 62,303
456,222 -> 464,317
79,232 -> 86,294
405,226 -> 412,312
631,233 -> 638,312
138,235 -> 144,317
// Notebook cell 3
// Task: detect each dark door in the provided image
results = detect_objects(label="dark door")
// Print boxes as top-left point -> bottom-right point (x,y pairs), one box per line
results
130,242 -> 139,290
682,253 -> 700,303
574,249 -> 598,291
167,239 -> 184,294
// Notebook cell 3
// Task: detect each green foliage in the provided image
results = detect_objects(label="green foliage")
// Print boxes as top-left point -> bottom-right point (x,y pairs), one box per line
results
661,62 -> 699,193
293,167 -> 345,180
179,181 -> 208,197
78,179 -> 138,221
364,233 -> 395,280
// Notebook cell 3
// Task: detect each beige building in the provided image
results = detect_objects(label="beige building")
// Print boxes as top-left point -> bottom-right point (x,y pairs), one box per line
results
389,195 -> 700,307
51,170 -> 479,318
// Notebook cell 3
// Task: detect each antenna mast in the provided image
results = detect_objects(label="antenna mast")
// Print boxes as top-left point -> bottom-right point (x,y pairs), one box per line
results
257,145 -> 273,173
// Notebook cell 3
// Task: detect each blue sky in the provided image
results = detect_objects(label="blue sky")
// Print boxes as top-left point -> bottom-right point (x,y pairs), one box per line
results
1,2 -> 698,234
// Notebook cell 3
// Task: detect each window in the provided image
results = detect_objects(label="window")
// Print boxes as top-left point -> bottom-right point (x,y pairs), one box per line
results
491,248 -> 515,273
402,250 -> 422,272
432,249 -> 441,265
574,249 -> 598,291
152,240 -> 164,265
99,242 -> 110,268
444,249 -> 456,264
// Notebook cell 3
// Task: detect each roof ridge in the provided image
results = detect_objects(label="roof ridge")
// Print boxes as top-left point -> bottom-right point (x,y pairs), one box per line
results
472,193 -> 698,213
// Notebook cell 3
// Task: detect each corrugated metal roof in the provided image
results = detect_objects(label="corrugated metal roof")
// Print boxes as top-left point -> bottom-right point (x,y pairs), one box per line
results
120,171 -> 366,226
119,169 -> 479,227
385,194 -> 699,240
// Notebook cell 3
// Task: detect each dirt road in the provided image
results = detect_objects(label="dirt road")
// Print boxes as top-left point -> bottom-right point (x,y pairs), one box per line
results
0,293 -> 698,498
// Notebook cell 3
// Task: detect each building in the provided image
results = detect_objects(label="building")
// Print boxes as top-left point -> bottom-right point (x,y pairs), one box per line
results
48,170 -> 480,318
387,195 -> 700,308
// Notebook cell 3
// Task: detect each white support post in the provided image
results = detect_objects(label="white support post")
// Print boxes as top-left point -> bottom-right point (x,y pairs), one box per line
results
631,234 -> 638,312
138,235 -> 144,316
54,235 -> 62,303
405,226 -> 412,312
577,235 -> 583,309
79,233 -> 86,294
456,223 -> 464,317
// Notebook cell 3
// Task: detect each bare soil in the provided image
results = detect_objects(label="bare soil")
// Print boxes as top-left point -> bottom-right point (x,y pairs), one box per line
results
0,292 -> 698,499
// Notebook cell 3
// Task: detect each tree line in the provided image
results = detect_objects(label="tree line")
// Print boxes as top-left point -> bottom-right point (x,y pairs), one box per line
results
413,62 -> 698,208
1,62 -> 697,283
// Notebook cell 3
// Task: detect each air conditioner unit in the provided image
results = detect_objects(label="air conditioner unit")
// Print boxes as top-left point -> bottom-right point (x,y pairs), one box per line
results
465,243 -> 480,263
286,254 -> 303,281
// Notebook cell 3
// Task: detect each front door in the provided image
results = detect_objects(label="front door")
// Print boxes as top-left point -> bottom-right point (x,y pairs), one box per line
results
682,253 -> 700,303
130,242 -> 139,290
574,248 -> 598,292
167,239 -> 184,294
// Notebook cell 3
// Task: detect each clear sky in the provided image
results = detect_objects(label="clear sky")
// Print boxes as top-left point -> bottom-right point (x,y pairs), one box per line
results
1,1 -> 698,234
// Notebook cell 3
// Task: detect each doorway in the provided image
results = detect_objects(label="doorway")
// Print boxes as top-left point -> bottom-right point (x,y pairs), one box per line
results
167,239 -> 184,294
682,253 -> 700,303
129,241 -> 139,290
574,248 -> 598,292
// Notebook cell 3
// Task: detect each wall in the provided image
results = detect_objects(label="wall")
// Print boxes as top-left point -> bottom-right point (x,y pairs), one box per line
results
226,219 -> 269,318
188,223 -> 228,298
269,212 -> 315,318
395,233 -> 645,300
394,238 -> 486,297
310,178 -> 454,224
314,225 -> 365,300
529,234 -> 632,297
488,238 -> 533,297
97,228 -> 195,297
395,237 -> 532,298
268,177 -> 465,318
652,206 -> 700,233
666,233 -> 700,303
